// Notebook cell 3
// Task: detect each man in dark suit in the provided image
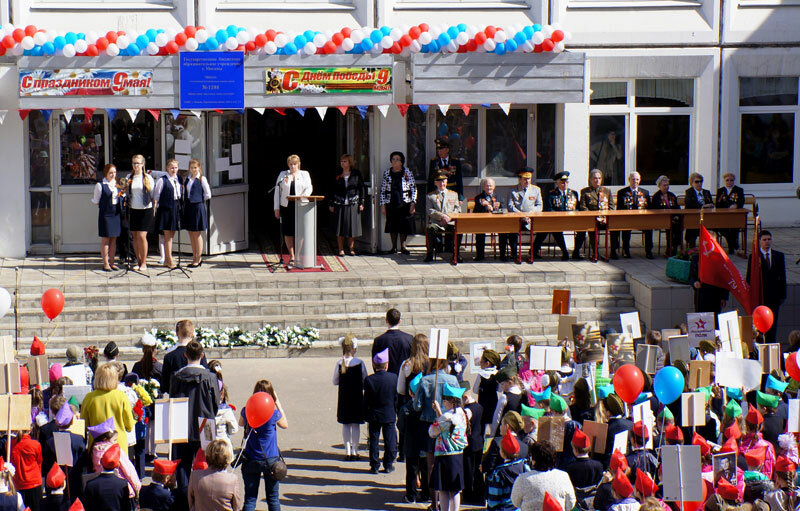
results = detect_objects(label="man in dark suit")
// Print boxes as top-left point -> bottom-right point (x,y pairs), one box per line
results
683,172 -> 714,248
746,230 -> 787,343
160,319 -> 208,395
371,308 -> 412,376
689,253 -> 728,320
616,171 -> 653,259
532,171 -> 579,261
715,173 -> 746,254
427,138 -> 464,201
84,444 -> 130,511
364,348 -> 398,474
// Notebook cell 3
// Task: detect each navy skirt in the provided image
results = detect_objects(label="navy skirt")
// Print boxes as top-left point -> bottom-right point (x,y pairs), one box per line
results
130,208 -> 154,232
183,202 -> 208,231
155,204 -> 180,232
431,453 -> 464,492
98,213 -> 121,238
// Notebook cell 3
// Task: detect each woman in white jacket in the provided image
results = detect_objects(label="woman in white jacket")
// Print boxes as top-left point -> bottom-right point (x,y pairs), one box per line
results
273,154 -> 313,265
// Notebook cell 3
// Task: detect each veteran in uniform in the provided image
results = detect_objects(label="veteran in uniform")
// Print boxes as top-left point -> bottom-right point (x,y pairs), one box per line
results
500,167 -> 543,263
532,171 -> 578,261
427,139 -> 464,201
616,171 -> 654,259
715,172 -> 746,254
425,171 -> 463,263
574,168 -> 617,260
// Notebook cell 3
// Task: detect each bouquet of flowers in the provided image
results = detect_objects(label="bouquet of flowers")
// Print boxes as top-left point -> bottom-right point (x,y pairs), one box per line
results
141,378 -> 160,402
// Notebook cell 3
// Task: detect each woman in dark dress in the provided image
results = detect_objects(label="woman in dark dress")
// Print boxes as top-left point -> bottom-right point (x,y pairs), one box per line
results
379,151 -> 416,254
183,158 -> 212,267
152,159 -> 182,268
91,163 -> 122,271
650,175 -> 682,257
329,154 -> 366,257
333,335 -> 366,461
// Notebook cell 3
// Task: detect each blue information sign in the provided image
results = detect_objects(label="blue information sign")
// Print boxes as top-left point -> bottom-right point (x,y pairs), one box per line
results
179,52 -> 244,110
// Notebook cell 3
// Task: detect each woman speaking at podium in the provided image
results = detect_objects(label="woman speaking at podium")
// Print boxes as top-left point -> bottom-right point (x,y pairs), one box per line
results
274,154 -> 312,266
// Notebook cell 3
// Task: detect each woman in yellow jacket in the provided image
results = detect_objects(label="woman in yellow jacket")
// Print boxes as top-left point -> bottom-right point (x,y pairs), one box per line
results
82,363 -> 135,452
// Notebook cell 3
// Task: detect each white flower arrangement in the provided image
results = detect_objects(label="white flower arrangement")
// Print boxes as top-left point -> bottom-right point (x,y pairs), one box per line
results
148,324 -> 320,349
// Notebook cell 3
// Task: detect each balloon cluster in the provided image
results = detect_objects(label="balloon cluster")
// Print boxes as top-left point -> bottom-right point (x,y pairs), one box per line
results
0,22 -> 570,57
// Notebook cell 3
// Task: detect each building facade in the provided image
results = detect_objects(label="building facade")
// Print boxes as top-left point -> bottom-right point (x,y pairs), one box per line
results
0,0 -> 797,257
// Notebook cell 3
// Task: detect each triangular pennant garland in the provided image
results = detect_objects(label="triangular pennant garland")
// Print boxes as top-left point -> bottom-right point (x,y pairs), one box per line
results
83,107 -> 95,119
0,110 -> 7,125
251,108 -> 265,116
438,104 -> 450,115
169,109 -> 181,119
294,107 -> 306,117
396,104 -> 410,117
498,103 -> 511,115
105,108 -> 118,121
18,110 -> 30,121
126,109 -> 139,121
356,105 -> 368,119
190,110 -> 202,118
459,104 -> 471,116
40,110 -> 52,122
377,105 -> 390,118
418,104 -> 429,114
63,109 -> 74,124
213,109 -> 223,114
336,106 -> 348,116
315,106 -> 327,119
274,108 -> 286,116
146,109 -> 160,121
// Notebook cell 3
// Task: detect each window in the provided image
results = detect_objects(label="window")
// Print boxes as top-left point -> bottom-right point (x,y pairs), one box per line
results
486,109 -> 527,178
738,77 -> 799,184
59,113 -> 106,185
165,113 -> 204,172
589,79 -> 694,186
111,110 -> 161,174
208,112 -> 243,186
28,111 -> 51,246
435,109 -> 478,178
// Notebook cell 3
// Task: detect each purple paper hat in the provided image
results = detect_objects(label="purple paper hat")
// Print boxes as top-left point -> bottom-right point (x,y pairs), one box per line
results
55,402 -> 74,428
373,348 -> 389,364
88,417 -> 115,439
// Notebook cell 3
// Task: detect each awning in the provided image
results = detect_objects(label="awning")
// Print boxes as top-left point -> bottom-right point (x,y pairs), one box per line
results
410,52 -> 586,105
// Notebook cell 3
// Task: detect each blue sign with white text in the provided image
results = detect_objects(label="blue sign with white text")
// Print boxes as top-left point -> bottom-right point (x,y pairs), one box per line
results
179,52 -> 244,110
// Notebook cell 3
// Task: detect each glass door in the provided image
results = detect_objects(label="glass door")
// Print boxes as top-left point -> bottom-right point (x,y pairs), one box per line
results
165,112 -> 205,255
27,111 -> 53,254
346,109 -> 374,251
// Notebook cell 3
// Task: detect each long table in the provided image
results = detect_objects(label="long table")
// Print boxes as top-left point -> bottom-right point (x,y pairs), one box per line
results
449,208 -> 750,265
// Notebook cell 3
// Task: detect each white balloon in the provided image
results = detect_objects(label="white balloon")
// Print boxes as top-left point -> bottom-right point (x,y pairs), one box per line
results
62,44 -> 76,58
225,37 -> 238,50
418,32 -> 432,45
195,29 -> 208,43
542,26 -> 553,38
116,35 -> 130,49
410,40 -> 421,52
236,31 -> 249,44
46,30 -> 56,42
106,43 -> 120,56
21,36 -> 34,50
74,39 -> 88,53
483,39 -> 496,51
155,33 -> 169,47
10,45 -> 23,56
324,30 -> 334,39
369,44 -> 383,54
342,38 -> 354,51
446,40 -> 458,52
303,41 -> 316,54
335,45 -> 345,54
33,32 -> 47,46
430,26 -> 441,38
285,31 -> 297,41
467,26 -> 478,37
313,33 -> 326,47
184,38 -> 198,51
147,42 -> 159,55
86,31 -> 98,44
494,31 -> 507,43
166,28 -> 179,39
274,33 -> 287,46
0,288 -> 11,319
531,32 -> 545,45
127,29 -> 139,42
555,41 -> 565,52
247,27 -> 258,39
455,32 -> 468,45
380,35 -> 393,49
265,41 -> 277,54
399,24 -> 411,34
522,41 -> 534,52
564,31 -> 573,41
350,29 -> 364,44
389,28 -> 402,41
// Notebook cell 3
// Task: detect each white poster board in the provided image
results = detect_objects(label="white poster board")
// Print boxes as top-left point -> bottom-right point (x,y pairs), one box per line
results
661,445 -> 703,502
198,417 -> 216,449
718,311 -> 741,356
469,341 -> 495,373
529,346 -> 562,371
789,399 -> 800,434
428,328 -> 449,360
612,430 -> 628,455
620,311 -> 642,340
61,365 -> 88,386
687,313 -> 715,345
61,385 -> 93,406
632,402 -> 655,449
154,398 -> 189,444
714,352 -> 762,391
53,431 -> 74,466
667,335 -> 691,364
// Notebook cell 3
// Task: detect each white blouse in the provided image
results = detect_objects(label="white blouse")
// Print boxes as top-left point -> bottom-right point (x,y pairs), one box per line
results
91,178 -> 118,206
186,175 -> 212,201
128,174 -> 154,210
152,175 -> 182,203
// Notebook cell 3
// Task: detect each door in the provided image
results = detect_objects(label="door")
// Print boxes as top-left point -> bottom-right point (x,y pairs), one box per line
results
346,109 -> 377,252
206,111 -> 248,254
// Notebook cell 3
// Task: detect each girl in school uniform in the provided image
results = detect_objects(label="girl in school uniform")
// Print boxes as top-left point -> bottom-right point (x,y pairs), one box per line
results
91,164 -> 122,271
183,158 -> 212,267
333,334 -> 366,461
429,383 -> 468,511
127,154 -> 155,270
153,158 -> 182,268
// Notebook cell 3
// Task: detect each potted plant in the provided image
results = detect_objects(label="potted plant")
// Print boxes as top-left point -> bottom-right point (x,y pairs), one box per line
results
665,247 -> 697,284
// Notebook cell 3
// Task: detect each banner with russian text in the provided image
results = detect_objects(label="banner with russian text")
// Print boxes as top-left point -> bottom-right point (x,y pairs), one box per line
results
265,67 -> 391,94
19,69 -> 153,97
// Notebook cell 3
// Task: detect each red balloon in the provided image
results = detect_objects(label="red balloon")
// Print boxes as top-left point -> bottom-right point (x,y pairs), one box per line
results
165,41 -> 179,54
390,42 -> 402,54
541,39 -> 555,52
331,33 -> 344,45
409,26 -> 421,39
184,26 -> 197,38
254,34 -> 267,47
245,392 -> 275,428
485,26 -> 497,38
96,37 -> 109,50
24,25 -> 37,37
86,44 -> 99,57
533,44 -> 543,53
0,46 -> 6,56
174,33 -> 188,46
466,40 -> 478,52
551,30 -> 565,42
323,41 -> 337,54
12,29 -> 24,43
418,23 -> 430,33
2,36 -> 15,49
399,35 -> 412,47
244,41 -> 256,52
683,479 -> 709,511
40,288 -> 65,321
474,32 -> 487,45
752,305 -> 774,332
106,31 -> 118,44
457,44 -> 467,53
265,29 -> 277,42
787,353 -> 800,381
340,27 -> 352,38
612,364 -> 645,404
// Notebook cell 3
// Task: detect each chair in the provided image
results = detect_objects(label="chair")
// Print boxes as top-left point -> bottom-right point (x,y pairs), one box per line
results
465,200 -> 497,258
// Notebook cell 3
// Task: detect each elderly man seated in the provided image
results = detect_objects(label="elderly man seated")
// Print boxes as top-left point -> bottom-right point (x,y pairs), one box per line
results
425,171 -> 462,263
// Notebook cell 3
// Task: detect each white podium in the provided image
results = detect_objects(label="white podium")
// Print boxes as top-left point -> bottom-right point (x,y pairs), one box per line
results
288,195 -> 324,269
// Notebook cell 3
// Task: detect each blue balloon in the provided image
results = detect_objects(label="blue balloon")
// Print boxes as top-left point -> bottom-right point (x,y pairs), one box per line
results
428,41 -> 439,52
65,32 -> 77,44
216,30 -> 227,43
53,36 -> 66,50
420,43 -> 429,53
157,29 -> 165,34
380,26 -> 391,36
146,29 -> 157,41
533,24 -> 542,32
447,27 -> 458,39
136,35 -> 149,48
457,23 -> 467,32
294,35 -> 307,48
437,33 -> 450,46
226,25 -> 238,37
523,26 -> 535,38
370,30 -> 382,44
127,43 -> 140,55
495,42 -> 506,55
303,30 -> 315,41
361,40 -> 372,52
23,49 -> 32,56
42,42 -> 55,54
205,38 -> 218,50
77,33 -> 85,40
450,132 -> 461,141
653,366 -> 685,405
31,46 -> 43,56
438,123 -> 449,136
506,39 -> 518,52
514,32 -> 526,44
283,42 -> 297,55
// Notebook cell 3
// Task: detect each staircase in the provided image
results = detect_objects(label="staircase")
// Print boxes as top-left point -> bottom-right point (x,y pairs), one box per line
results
7,262 -> 635,356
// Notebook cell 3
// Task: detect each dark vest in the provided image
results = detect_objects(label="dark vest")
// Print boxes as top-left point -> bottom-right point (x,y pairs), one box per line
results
187,177 -> 204,204
99,183 -> 118,216
0,494 -> 17,511
159,176 -> 179,208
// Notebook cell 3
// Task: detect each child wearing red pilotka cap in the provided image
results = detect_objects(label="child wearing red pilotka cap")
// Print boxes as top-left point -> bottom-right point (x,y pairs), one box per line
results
11,428 -> 43,511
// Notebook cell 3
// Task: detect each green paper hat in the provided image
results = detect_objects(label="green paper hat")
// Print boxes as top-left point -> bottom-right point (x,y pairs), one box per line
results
658,407 -> 674,421
725,399 -> 742,418
698,386 -> 713,402
520,403 -> 545,419
550,394 -> 567,413
67,396 -> 79,408
756,390 -> 779,408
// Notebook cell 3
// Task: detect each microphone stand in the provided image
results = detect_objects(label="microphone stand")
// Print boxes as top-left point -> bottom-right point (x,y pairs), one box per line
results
158,179 -> 191,279
113,186 -> 149,279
